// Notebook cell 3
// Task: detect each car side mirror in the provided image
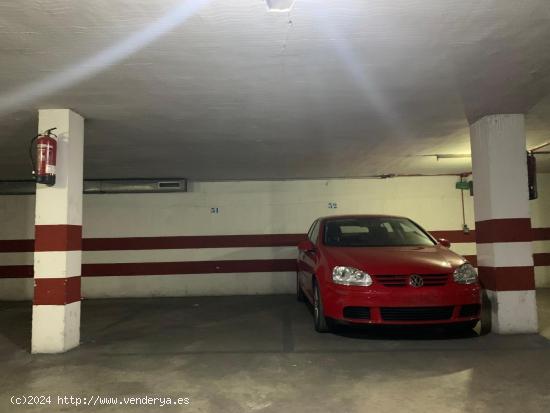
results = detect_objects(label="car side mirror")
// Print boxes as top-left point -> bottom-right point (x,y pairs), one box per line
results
437,238 -> 451,248
298,240 -> 316,253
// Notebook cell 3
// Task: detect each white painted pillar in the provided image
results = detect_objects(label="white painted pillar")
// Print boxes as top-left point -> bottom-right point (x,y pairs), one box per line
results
32,109 -> 84,353
470,114 -> 538,334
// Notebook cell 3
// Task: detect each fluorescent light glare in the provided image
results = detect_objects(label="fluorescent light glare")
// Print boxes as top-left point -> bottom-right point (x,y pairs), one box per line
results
266,0 -> 295,12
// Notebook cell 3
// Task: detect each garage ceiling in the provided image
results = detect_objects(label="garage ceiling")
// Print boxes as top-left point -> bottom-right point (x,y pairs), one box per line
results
0,0 -> 549,180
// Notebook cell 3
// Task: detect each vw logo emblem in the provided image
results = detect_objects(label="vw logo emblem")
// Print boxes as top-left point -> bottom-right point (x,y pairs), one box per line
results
409,274 -> 424,287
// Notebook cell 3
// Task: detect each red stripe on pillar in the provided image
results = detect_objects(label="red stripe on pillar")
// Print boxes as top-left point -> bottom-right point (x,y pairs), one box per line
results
477,266 -> 535,291
82,259 -> 298,277
35,225 -> 82,251
33,276 -> 81,305
475,218 -> 532,243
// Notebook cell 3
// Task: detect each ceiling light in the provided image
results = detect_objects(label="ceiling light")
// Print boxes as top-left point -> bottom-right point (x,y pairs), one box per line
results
265,0 -> 295,12
420,154 -> 471,161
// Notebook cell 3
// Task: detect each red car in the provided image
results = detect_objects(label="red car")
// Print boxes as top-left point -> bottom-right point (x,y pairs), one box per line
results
297,215 -> 481,332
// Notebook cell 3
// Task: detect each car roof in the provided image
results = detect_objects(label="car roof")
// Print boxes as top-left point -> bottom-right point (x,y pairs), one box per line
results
317,214 -> 410,221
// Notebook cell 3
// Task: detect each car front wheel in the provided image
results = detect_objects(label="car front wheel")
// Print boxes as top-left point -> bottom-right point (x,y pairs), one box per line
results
313,280 -> 332,333
296,274 -> 306,302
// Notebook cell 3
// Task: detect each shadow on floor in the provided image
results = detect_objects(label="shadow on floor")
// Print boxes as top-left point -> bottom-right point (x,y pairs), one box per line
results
331,324 -> 479,340
2,291 -> 550,357
0,301 -> 31,353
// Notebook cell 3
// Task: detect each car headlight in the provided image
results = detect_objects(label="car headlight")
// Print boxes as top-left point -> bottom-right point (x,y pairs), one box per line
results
453,263 -> 478,284
332,266 -> 373,286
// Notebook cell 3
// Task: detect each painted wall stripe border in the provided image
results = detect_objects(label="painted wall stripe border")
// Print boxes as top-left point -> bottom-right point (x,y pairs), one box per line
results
1,227 -> 550,253
0,265 -> 33,278
430,230 -> 476,243
0,259 -> 298,278
83,234 -> 306,251
82,259 -> 298,277
0,239 -> 34,253
1,254 -> 549,279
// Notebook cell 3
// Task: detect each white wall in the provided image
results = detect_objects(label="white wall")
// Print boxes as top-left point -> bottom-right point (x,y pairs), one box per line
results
0,174 -> 548,299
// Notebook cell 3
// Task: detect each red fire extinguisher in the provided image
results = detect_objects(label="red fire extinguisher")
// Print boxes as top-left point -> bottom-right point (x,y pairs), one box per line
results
30,127 -> 57,187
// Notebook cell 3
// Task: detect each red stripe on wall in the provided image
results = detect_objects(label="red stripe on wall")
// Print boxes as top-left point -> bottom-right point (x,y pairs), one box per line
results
477,266 -> 535,291
532,228 -> 550,241
0,265 -> 33,278
0,239 -> 34,253
534,253 -> 550,267
33,276 -> 81,305
475,218 -> 532,243
1,255 -> 550,279
0,261 -> 297,278
35,225 -> 82,252
83,234 -> 307,251
1,227 -> 550,253
430,230 -> 476,243
82,259 -> 297,277
463,255 -> 478,266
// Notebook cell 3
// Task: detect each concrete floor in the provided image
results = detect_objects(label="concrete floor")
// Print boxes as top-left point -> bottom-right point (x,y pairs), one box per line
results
1,290 -> 550,413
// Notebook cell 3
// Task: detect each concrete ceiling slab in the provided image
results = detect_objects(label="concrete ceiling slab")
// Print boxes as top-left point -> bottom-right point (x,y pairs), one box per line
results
0,0 -> 549,180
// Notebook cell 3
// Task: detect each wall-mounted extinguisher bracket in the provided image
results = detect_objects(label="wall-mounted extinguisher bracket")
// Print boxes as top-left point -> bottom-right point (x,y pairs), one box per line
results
29,127 -> 57,187
527,151 -> 538,200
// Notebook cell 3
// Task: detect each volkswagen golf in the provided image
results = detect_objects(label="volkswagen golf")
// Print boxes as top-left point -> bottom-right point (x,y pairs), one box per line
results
296,215 -> 481,332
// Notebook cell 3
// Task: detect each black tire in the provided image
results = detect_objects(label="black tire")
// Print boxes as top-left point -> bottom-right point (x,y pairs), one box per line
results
313,280 -> 332,333
296,273 -> 306,302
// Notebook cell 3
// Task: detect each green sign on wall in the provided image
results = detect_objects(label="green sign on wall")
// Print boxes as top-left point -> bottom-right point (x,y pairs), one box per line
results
455,181 -> 470,190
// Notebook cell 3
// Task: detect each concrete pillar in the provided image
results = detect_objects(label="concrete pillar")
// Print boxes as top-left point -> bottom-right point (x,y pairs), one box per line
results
470,114 -> 538,334
32,109 -> 84,353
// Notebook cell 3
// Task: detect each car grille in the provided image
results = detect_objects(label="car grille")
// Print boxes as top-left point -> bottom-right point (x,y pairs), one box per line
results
459,304 -> 481,317
374,274 -> 449,287
380,306 -> 454,321
343,307 -> 371,319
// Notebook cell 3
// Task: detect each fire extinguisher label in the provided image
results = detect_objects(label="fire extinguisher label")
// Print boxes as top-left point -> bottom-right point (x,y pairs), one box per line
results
45,164 -> 55,174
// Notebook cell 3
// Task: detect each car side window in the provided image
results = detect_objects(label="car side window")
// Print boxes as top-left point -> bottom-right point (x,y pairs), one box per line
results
308,220 -> 320,243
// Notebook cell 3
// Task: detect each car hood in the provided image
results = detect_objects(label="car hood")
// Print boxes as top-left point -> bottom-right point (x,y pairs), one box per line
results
324,245 -> 466,275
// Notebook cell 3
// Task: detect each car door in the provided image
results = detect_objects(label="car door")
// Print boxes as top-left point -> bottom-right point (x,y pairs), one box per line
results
299,219 -> 320,299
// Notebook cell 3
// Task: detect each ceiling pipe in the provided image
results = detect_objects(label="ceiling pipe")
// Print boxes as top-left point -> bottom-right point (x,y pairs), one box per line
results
529,142 -> 550,154
421,142 -> 550,160
0,179 -> 187,196
419,154 -> 471,161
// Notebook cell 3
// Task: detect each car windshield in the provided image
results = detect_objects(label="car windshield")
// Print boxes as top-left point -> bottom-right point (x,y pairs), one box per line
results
323,217 -> 435,247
